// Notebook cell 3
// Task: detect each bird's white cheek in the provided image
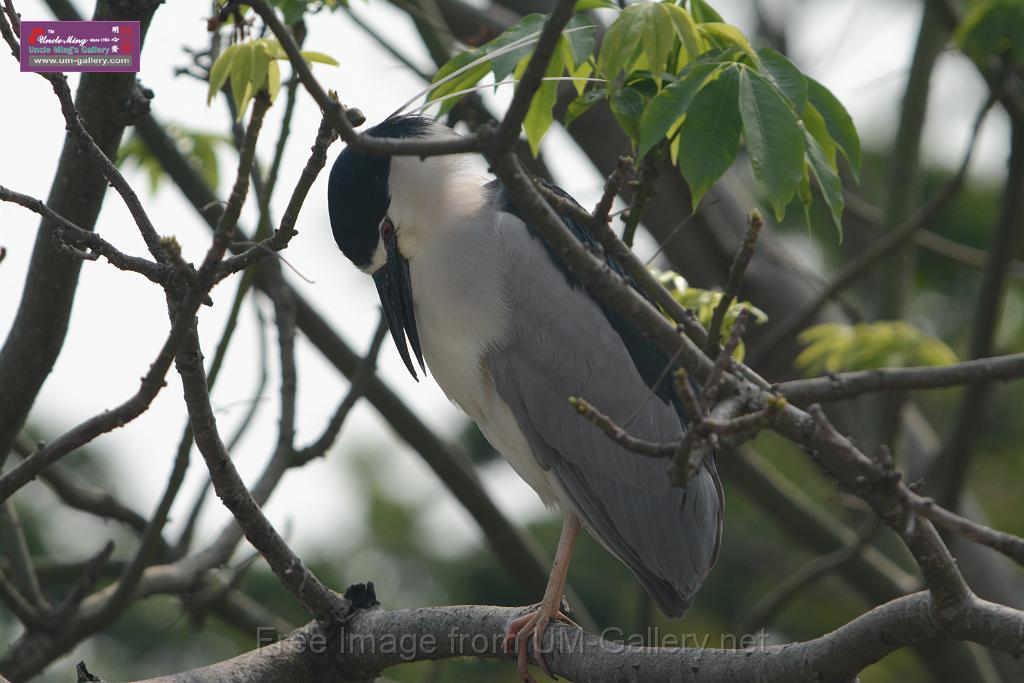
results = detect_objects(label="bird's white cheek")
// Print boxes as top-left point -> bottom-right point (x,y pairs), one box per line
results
359,240 -> 388,274
396,229 -> 425,261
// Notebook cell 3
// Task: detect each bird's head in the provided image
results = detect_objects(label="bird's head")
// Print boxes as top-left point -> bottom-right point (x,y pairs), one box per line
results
327,114 -> 484,381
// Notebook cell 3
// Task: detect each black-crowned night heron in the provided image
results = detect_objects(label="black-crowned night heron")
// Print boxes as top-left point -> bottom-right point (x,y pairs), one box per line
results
327,114 -> 723,682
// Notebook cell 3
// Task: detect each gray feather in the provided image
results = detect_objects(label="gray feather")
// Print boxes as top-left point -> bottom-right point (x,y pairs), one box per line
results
486,210 -> 723,618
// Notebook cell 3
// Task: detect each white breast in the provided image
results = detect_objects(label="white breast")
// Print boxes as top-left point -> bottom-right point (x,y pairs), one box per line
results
408,213 -> 562,506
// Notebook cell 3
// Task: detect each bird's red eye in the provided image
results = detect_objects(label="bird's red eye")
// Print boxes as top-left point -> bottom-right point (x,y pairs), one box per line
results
380,218 -> 395,239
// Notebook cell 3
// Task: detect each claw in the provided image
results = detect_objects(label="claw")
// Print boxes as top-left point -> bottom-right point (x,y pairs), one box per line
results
504,604 -> 578,681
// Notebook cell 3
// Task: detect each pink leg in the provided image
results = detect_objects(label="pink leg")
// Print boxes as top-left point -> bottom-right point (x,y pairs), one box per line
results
503,512 -> 582,682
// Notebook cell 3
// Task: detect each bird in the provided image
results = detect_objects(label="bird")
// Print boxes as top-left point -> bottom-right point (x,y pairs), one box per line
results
327,114 -> 723,681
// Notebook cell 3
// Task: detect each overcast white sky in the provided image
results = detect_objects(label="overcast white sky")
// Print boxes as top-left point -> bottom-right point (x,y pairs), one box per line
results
0,0 -> 1010,590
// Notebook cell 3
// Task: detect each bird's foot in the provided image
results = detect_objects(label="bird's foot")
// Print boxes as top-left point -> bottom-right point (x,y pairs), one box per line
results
502,601 -> 580,682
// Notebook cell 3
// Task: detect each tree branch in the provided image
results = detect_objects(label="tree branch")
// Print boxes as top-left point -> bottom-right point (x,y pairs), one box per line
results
777,353 -> 1024,403
130,593 -> 1024,683
706,210 -> 762,354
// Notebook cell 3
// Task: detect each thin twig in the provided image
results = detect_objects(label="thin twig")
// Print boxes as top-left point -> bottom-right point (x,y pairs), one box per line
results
568,397 -> 678,458
38,73 -> 167,264
52,541 -> 114,622
244,0 -> 479,157
908,497 -> 1024,567
706,209 -> 762,354
0,185 -> 168,284
739,519 -> 882,634
0,500 -> 47,609
620,156 -> 658,247
492,0 -> 575,150
702,308 -> 750,410
0,97 -> 270,505
915,230 -> 1024,278
0,568 -> 48,631
778,353 -> 1024,403
294,315 -> 388,465
217,113 -> 338,279
592,156 -> 634,228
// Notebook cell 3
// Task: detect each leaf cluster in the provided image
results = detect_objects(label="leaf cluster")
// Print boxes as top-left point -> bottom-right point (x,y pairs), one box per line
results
431,0 -> 861,238
206,37 -> 338,120
795,321 -> 958,377
655,269 -> 768,360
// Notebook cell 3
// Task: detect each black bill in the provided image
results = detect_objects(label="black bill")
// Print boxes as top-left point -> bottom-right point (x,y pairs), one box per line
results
372,229 -> 425,381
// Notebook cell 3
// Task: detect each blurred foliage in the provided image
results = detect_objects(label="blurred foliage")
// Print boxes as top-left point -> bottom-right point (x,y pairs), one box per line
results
956,0 -> 1024,67
794,321 -> 958,376
654,269 -> 768,360
272,0 -> 346,25
117,126 -> 231,193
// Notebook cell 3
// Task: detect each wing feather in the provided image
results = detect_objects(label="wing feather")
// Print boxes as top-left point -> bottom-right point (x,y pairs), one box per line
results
485,194 -> 723,617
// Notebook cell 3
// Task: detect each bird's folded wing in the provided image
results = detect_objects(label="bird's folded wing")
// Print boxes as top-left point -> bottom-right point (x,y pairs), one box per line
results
486,209 -> 723,617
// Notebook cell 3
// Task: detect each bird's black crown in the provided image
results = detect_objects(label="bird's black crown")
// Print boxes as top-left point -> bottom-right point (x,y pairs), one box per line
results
327,115 -> 434,269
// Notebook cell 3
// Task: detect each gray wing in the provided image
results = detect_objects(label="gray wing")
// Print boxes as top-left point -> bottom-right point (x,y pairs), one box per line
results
486,210 -> 723,618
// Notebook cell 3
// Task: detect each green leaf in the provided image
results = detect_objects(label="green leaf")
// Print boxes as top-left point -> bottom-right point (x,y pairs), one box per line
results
802,102 -> 836,166
690,0 -> 724,23
261,38 -> 288,59
806,77 -> 861,177
798,161 -> 813,226
564,15 -> 597,69
597,3 -> 647,80
230,42 -> 254,120
267,59 -> 282,103
677,64 -> 742,208
207,44 -> 237,105
637,61 -> 719,157
301,50 -> 340,66
488,14 -> 546,81
564,87 -> 606,128
757,47 -> 806,114
642,2 -> 676,83
699,23 -> 755,59
274,0 -> 309,25
610,86 -> 646,143
804,128 -> 845,240
522,41 -> 564,155
664,3 -> 706,65
574,0 -> 616,10
251,41 -> 271,93
428,14 -> 546,111
738,67 -> 805,221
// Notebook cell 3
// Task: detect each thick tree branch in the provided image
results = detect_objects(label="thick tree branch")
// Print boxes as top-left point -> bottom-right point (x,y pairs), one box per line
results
132,593 -> 1024,683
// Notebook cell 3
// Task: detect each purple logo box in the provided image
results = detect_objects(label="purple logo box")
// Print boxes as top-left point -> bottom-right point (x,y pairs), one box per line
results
20,20 -> 140,73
